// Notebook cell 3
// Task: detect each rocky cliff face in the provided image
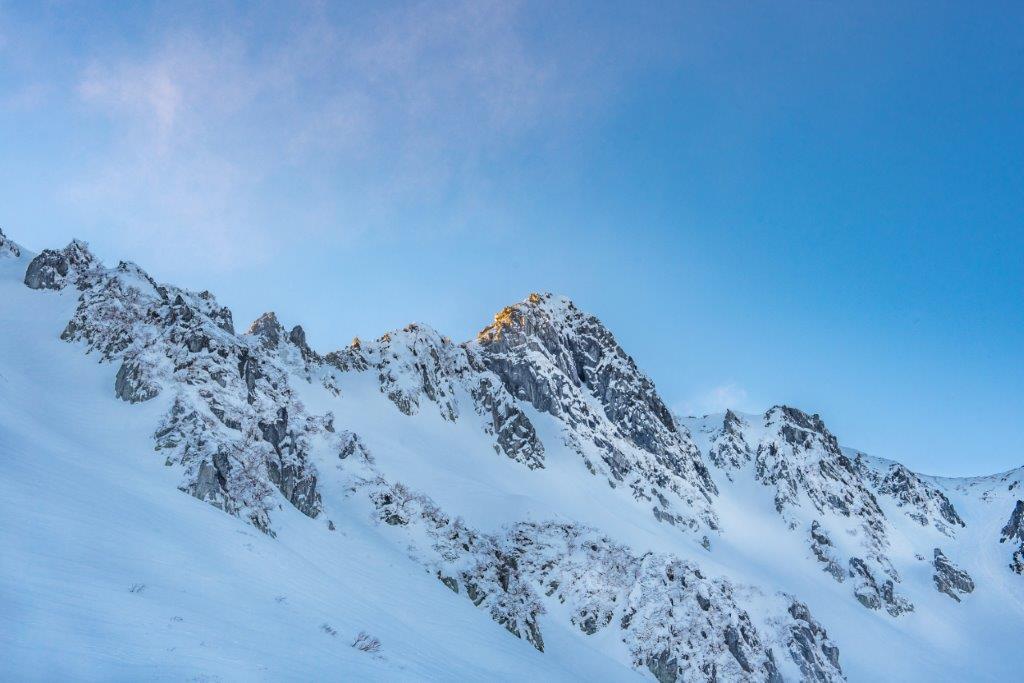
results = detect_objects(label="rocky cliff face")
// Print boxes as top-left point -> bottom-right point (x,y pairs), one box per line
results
471,293 -> 718,531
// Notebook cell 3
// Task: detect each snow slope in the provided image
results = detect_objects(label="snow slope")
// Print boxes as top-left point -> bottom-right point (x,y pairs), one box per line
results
2,230 -> 1022,681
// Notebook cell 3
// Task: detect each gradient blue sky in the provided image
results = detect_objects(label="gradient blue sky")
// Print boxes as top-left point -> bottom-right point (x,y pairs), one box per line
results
2,1 -> 1021,476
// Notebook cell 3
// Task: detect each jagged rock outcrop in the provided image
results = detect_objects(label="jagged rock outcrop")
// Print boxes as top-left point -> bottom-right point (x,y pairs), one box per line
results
0,228 -> 21,258
858,458 -> 965,535
24,239 -> 97,290
932,549 -> 974,601
756,407 -> 880,521
247,311 -> 285,349
706,410 -> 753,476
25,230 -> 979,677
809,521 -> 846,582
31,241 -> 327,532
1000,500 -> 1024,574
325,323 -> 546,469
114,358 -> 160,403
472,293 -> 718,531
786,600 -> 842,682
469,373 -> 546,470
848,557 -> 913,616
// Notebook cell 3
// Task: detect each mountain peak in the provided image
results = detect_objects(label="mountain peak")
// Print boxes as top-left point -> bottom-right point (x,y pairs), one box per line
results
476,292 -> 578,343
246,311 -> 286,348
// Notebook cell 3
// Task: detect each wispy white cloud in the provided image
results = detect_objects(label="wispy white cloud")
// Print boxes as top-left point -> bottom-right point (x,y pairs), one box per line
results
675,382 -> 754,417
32,1 -> 684,271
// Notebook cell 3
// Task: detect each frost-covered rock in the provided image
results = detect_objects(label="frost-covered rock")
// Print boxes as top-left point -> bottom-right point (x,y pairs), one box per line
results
114,358 -> 160,403
784,600 -> 842,682
1000,500 -> 1024,574
706,409 -> 753,476
739,407 -> 912,615
809,521 -> 846,582
362,473 -> 843,682
848,557 -> 913,616
473,293 -> 718,531
932,549 -> 974,601
324,291 -> 724,525
0,228 -> 21,258
858,458 -> 965,535
756,407 -> 879,522
24,239 -> 97,290
325,324 -> 545,469
33,247 -> 330,533
247,311 -> 286,349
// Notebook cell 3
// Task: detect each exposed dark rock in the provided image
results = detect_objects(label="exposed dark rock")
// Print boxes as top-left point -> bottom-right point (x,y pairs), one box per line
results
24,240 -> 96,290
707,410 -> 753,474
114,359 -> 160,403
786,600 -> 842,682
247,312 -> 284,348
1000,500 -> 1024,574
1001,500 -> 1024,543
849,557 -> 913,616
473,293 -> 718,530
932,548 -> 974,601
24,249 -> 70,290
0,228 -> 21,258
34,246 -> 331,533
810,521 -> 845,582
287,324 -> 318,363
470,375 -> 545,469
874,462 -> 964,532
646,651 -> 679,683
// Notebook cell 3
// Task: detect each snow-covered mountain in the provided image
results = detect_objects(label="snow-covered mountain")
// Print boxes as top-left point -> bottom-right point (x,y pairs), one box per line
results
2,229 -> 1022,682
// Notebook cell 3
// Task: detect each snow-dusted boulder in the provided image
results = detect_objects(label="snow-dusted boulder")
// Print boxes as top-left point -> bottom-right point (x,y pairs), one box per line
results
932,549 -> 974,601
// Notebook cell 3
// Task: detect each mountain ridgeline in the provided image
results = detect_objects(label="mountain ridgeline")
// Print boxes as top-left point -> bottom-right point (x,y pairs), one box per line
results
3,228 -> 1023,682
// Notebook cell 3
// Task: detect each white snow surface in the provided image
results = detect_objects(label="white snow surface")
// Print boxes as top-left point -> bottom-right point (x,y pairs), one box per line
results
2,235 -> 1023,681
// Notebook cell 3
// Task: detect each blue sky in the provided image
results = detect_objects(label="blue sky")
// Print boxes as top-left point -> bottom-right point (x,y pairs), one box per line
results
2,1 -> 1021,476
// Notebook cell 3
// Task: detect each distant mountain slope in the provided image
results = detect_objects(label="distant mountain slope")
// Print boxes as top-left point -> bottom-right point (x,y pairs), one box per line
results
2,228 -> 1022,682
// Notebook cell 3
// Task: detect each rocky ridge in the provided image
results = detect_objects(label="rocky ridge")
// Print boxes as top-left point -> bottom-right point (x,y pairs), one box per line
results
24,242 -> 330,533
361,470 -> 843,683
13,230 -> 1024,681
690,408 -> 917,618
